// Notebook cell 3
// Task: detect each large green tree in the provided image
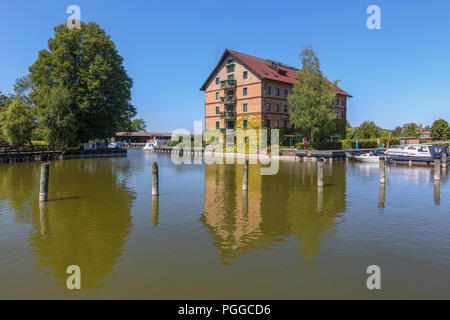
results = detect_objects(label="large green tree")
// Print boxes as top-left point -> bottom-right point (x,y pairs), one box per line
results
0,99 -> 36,146
354,120 -> 380,139
123,118 -> 147,132
29,22 -> 136,146
401,123 -> 419,137
430,119 -> 449,140
288,45 -> 338,144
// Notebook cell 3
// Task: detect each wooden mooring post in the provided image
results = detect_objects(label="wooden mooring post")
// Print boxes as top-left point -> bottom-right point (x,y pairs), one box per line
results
242,160 -> 249,191
379,157 -> 386,184
317,158 -> 324,187
434,159 -> 441,181
39,163 -> 50,202
152,162 -> 159,195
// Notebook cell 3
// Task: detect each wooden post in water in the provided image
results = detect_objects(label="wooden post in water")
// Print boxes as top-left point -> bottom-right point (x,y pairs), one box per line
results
152,162 -> 159,195
317,158 -> 324,187
442,152 -> 447,169
242,160 -> 249,191
39,163 -> 49,201
434,159 -> 441,181
379,157 -> 386,184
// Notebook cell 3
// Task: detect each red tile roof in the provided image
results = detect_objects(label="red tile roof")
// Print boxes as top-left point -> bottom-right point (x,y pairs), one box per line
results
200,49 -> 352,97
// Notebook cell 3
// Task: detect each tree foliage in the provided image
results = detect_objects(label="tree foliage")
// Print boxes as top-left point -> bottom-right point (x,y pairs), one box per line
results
40,86 -> 78,148
430,119 -> 449,140
288,45 -> 338,144
354,120 -> 380,139
401,123 -> 419,137
29,22 -> 136,146
124,118 -> 147,132
0,99 -> 36,145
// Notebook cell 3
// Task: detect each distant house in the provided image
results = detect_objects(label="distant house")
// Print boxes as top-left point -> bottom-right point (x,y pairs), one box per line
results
114,132 -> 172,143
200,49 -> 352,131
416,124 -> 432,141
398,137 -> 421,145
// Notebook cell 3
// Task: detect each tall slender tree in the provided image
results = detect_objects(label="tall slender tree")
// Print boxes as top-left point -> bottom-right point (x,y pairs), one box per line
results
288,45 -> 338,144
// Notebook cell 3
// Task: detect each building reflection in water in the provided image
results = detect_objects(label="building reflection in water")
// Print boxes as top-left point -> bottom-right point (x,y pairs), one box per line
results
201,161 -> 347,267
1,159 -> 135,290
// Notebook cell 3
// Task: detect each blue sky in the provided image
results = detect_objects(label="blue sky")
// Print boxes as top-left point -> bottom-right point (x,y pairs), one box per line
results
1,0 -> 449,132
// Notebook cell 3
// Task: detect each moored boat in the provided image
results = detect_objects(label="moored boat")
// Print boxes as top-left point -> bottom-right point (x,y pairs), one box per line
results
386,144 -> 447,165
354,153 -> 380,163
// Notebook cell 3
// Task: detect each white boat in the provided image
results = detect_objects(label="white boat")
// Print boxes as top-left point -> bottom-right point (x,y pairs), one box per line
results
354,153 -> 380,163
142,139 -> 160,152
385,144 -> 447,165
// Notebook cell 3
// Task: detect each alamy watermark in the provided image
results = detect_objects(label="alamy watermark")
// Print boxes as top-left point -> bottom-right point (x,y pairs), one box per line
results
366,265 -> 381,290
366,5 -> 381,30
66,265 -> 81,290
66,5 -> 81,30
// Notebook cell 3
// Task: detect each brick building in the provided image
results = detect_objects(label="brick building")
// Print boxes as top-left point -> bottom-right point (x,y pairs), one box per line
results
200,49 -> 352,131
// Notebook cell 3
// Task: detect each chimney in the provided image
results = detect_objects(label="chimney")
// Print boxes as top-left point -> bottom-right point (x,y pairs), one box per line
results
419,124 -> 423,134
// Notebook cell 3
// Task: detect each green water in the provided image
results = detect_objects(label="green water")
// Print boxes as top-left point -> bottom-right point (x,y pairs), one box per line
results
0,151 -> 449,299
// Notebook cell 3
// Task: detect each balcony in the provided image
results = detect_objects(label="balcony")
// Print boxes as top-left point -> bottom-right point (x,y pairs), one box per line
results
220,96 -> 236,104
221,111 -> 236,120
220,79 -> 236,89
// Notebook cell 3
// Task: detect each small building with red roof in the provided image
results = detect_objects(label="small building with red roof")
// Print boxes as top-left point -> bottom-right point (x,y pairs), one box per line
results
200,49 -> 352,131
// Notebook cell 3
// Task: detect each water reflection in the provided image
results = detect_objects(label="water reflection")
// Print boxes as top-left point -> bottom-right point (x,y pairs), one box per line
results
202,161 -> 346,267
0,159 -> 135,290
152,196 -> 159,226
379,183 -> 386,209
434,181 -> 440,205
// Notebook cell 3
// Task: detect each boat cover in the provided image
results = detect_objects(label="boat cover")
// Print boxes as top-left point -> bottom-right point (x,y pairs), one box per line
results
429,146 -> 448,158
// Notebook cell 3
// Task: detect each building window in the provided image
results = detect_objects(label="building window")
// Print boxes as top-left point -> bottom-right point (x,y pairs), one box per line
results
216,77 -> 220,85
243,120 -> 248,129
227,64 -> 235,73
216,122 -> 220,129
284,105 -> 287,112
266,103 -> 270,111
228,58 -> 234,63
216,106 -> 219,114
283,89 -> 287,97
243,71 -> 248,79
227,121 -> 234,129
276,104 -> 280,112
266,86 -> 271,95
266,120 -> 271,128
216,92 -> 219,100
243,103 -> 247,112
284,120 -> 287,128
275,88 -> 280,96
227,90 -> 234,96
243,87 -> 248,96
228,74 -> 234,79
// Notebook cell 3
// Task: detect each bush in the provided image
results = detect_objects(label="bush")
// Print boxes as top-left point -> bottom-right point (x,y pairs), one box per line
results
311,141 -> 343,150
339,138 -> 400,149
167,140 -> 180,147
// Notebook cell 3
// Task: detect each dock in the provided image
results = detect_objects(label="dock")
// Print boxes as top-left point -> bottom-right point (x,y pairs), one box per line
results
0,145 -> 127,164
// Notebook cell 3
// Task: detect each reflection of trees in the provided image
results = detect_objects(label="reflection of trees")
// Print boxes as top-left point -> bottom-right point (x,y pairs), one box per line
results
1,158 -> 134,289
202,161 -> 346,267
